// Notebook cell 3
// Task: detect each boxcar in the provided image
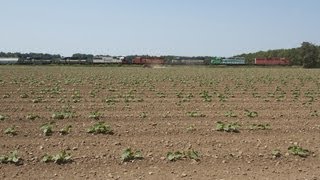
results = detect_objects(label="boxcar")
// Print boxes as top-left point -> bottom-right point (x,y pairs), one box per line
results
60,59 -> 87,64
132,57 -> 165,64
211,57 -> 245,65
0,58 -> 19,64
171,59 -> 205,65
93,56 -> 122,64
255,58 -> 290,65
221,57 -> 246,65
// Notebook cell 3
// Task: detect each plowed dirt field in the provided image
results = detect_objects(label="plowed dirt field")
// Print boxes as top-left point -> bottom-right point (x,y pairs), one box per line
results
1,66 -> 320,179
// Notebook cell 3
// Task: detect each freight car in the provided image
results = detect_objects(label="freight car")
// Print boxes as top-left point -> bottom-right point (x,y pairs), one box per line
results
19,57 -> 53,65
0,58 -> 19,64
254,58 -> 290,65
171,59 -> 206,65
211,57 -> 246,65
132,57 -> 165,65
59,57 -> 88,64
93,56 -> 122,64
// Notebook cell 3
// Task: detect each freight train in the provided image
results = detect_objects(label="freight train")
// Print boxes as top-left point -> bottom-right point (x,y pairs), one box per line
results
3,56 -> 291,66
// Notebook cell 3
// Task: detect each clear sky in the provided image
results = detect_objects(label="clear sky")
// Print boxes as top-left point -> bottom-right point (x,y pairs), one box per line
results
1,0 -> 319,57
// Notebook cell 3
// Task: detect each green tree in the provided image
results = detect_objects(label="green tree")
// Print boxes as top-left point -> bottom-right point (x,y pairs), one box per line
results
71,53 -> 94,60
301,42 -> 319,68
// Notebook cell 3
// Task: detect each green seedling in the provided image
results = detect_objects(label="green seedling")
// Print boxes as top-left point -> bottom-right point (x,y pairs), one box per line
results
249,123 -> 271,130
216,121 -> 240,133
156,92 -> 166,98
268,93 -> 275,97
186,150 -> 200,161
139,112 -> 147,118
108,88 -> 116,92
310,110 -> 318,117
176,92 -> 183,98
26,114 -> 40,120
20,93 -> 29,98
0,114 -> 6,121
40,122 -> 54,136
87,122 -> 113,135
252,92 -> 261,98
272,149 -> 281,158
52,110 -> 74,119
186,125 -> 196,132
42,150 -> 72,164
186,93 -> 194,98
0,150 -> 22,165
217,94 -> 227,102
59,125 -> 72,135
41,154 -> 53,163
90,89 -> 100,97
203,97 -> 212,102
52,150 -> 72,164
89,111 -> 102,120
4,126 -> 17,136
180,98 -> 190,103
167,150 -> 200,161
121,148 -> 143,162
288,146 -> 310,157
3,93 -> 10,98
245,110 -> 258,118
187,111 -> 206,118
167,151 -> 184,161
57,98 -> 66,103
71,91 -> 81,103
162,111 -> 171,118
105,97 -> 119,105
32,98 -> 43,103
224,111 -> 237,118
200,90 -> 212,102
200,90 -> 212,98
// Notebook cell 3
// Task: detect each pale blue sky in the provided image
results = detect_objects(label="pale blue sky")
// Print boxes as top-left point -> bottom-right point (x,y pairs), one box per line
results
1,0 -> 319,56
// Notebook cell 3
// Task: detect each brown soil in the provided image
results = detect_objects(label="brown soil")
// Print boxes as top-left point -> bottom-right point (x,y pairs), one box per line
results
0,66 -> 320,180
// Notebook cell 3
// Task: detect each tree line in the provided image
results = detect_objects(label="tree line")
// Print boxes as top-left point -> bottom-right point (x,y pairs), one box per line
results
238,42 -> 320,68
0,52 -> 94,60
0,52 -> 61,60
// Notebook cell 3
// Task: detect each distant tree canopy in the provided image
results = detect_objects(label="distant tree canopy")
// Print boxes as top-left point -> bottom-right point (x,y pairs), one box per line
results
238,48 -> 302,65
300,42 -> 320,68
238,42 -> 320,67
0,52 -> 61,60
71,53 -> 94,60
